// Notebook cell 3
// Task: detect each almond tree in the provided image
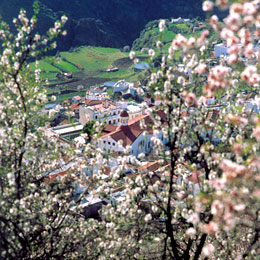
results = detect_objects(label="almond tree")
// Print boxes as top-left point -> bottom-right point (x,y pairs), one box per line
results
0,8 -> 101,260
87,0 -> 260,259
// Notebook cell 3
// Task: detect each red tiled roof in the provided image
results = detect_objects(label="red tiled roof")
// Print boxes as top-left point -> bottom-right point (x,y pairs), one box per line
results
102,115 -> 151,147
45,170 -> 68,184
71,102 -> 81,110
108,125 -> 143,147
138,161 -> 159,172
101,111 -> 166,147
102,124 -> 118,134
85,99 -> 102,106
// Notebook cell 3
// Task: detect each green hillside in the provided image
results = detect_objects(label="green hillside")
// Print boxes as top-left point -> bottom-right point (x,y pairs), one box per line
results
34,46 -> 149,101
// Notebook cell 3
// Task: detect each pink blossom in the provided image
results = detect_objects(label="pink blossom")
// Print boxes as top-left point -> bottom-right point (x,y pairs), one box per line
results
186,227 -> 196,237
159,20 -> 166,32
210,178 -> 225,190
253,126 -> 260,141
228,44 -> 241,55
187,213 -> 199,225
211,65 -> 230,80
244,43 -> 254,58
243,2 -> 257,15
228,54 -> 238,65
210,15 -> 219,31
234,204 -> 245,212
203,221 -> 219,234
202,1 -> 214,12
148,49 -> 155,58
220,159 -> 247,179
216,0 -> 228,8
243,15 -> 254,25
203,244 -> 215,257
205,65 -> 230,95
220,28 -> 235,40
172,34 -> 187,50
224,212 -> 236,230
197,30 -> 209,46
238,28 -> 252,46
195,63 -> 207,74
241,66 -> 259,85
211,200 -> 224,215
233,143 -> 243,155
224,13 -> 242,31
230,3 -> 244,14
225,114 -> 248,125
253,189 -> 260,198
182,91 -> 197,106
187,37 -> 196,47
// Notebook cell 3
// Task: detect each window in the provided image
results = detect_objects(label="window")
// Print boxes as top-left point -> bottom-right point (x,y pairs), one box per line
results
113,143 -> 115,146
104,141 -> 106,144
95,115 -> 97,119
118,119 -> 120,122
108,142 -> 111,145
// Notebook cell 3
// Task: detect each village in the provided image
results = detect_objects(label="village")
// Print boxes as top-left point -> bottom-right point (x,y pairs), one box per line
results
42,37 -> 260,219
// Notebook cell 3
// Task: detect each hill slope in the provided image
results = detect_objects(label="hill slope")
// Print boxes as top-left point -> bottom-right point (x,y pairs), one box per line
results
0,0 -> 204,50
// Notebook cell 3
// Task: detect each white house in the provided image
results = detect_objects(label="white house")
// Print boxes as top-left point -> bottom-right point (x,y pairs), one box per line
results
79,100 -> 122,126
113,80 -> 138,98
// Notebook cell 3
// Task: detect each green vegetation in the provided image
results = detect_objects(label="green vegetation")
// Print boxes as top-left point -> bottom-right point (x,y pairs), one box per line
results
132,21 -> 194,51
82,120 -> 96,143
60,46 -> 126,71
31,46 -> 149,101
31,19 -> 221,102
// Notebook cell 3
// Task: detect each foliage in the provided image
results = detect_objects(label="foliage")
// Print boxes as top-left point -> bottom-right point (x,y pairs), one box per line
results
82,120 -> 96,143
90,0 -> 260,259
0,8 -> 100,260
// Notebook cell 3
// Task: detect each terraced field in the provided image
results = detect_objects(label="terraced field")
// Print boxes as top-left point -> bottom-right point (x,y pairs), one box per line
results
34,46 -> 148,101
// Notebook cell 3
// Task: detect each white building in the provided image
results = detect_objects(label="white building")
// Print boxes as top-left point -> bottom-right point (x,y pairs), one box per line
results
98,110 -> 167,157
214,43 -> 229,58
79,100 -> 122,126
85,89 -> 110,101
113,80 -> 131,93
113,80 -> 138,97
116,101 -> 143,120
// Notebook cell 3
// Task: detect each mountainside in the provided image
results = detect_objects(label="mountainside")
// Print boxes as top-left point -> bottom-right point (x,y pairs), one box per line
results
0,0 -> 204,50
